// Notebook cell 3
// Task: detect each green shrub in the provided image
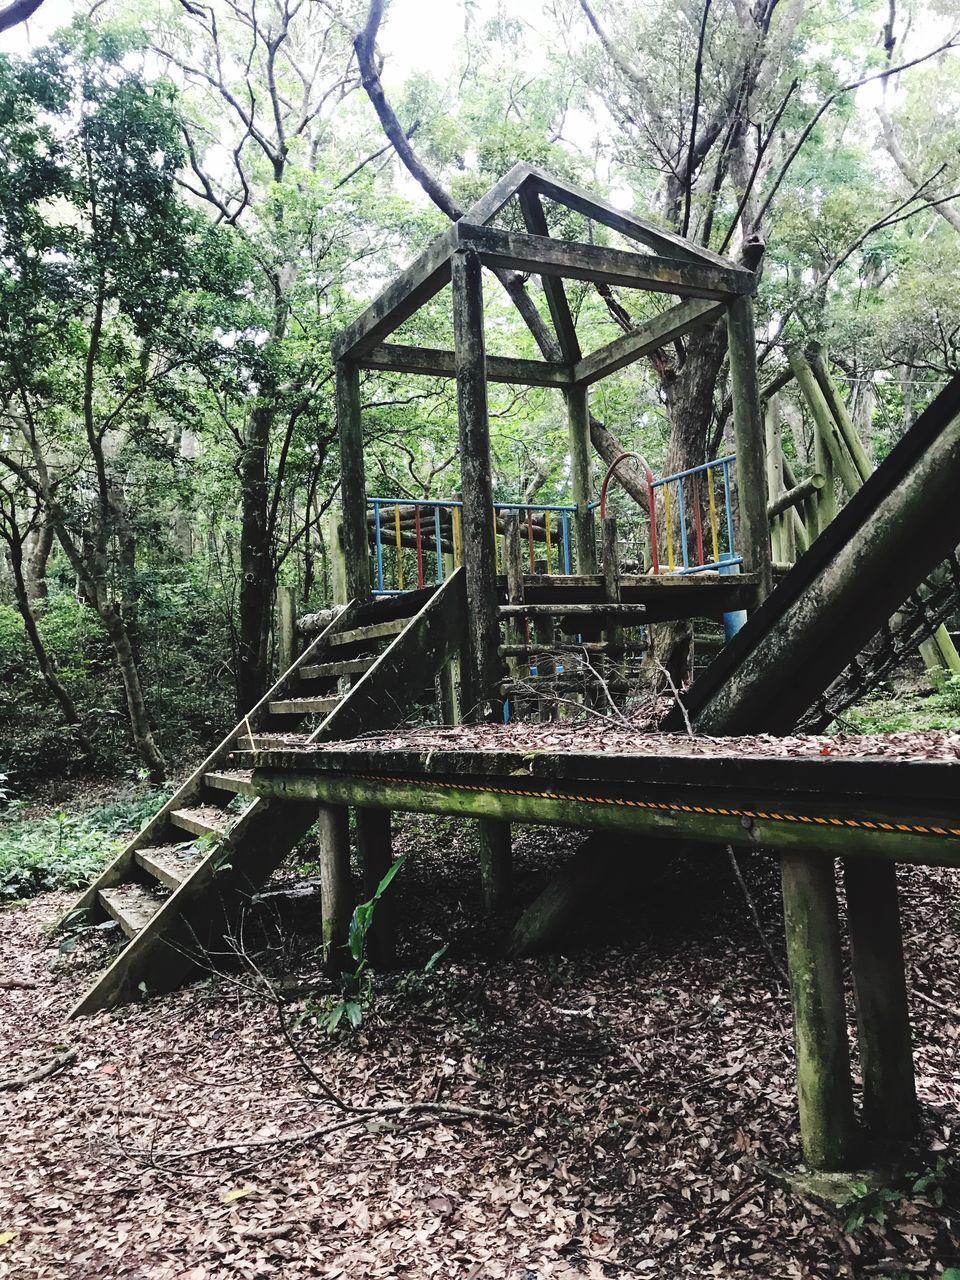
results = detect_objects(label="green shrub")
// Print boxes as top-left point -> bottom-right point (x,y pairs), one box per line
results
0,785 -> 168,900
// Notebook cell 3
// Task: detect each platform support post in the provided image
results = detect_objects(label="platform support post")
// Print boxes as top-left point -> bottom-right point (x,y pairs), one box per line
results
727,295 -> 773,599
336,360 -> 371,603
452,247 -> 511,908
843,858 -> 917,1143
317,803 -> 352,973
275,584 -> 296,673
478,819 -> 512,913
567,385 -> 597,573
356,807 -> 396,968
780,852 -> 857,1170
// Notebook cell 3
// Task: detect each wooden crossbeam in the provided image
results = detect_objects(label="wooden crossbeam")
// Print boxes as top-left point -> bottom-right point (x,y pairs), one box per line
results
454,223 -> 752,299
248,751 -> 960,868
357,343 -> 573,386
573,298 -> 725,385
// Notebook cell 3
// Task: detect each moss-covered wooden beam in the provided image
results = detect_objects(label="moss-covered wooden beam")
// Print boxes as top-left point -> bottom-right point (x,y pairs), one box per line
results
246,766 -> 960,868
357,343 -> 574,387
250,743 -> 960,804
457,223 -> 752,300
572,298 -> 725,385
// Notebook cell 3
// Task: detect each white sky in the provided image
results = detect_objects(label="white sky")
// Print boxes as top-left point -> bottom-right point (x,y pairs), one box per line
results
0,0 -> 487,72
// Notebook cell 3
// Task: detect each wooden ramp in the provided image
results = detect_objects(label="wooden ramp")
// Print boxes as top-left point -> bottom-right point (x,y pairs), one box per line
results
65,572 -> 466,1017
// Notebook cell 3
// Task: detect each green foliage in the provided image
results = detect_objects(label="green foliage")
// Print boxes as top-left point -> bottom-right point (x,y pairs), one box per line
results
837,684 -> 960,734
0,784 -> 167,899
312,855 -> 409,1036
841,1180 -> 902,1232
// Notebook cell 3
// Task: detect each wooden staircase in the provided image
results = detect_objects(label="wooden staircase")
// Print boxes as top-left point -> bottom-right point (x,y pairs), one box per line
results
64,572 -> 466,1017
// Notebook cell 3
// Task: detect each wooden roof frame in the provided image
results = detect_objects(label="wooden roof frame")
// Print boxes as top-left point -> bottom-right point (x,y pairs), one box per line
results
331,162 -> 755,388
333,164 -> 771,658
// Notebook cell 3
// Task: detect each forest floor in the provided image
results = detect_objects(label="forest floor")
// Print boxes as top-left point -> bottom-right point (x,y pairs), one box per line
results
1,806 -> 959,1279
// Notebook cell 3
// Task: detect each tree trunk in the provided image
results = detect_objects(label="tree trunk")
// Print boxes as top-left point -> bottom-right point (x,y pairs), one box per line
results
237,402 -> 274,714
654,319 -> 730,686
5,529 -> 93,760
95,594 -> 166,782
22,520 -> 53,602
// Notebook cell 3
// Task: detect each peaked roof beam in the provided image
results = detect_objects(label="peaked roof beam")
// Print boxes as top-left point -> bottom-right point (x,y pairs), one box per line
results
523,165 -> 750,274
516,185 -> 581,363
333,166 -> 536,362
573,298 -> 726,385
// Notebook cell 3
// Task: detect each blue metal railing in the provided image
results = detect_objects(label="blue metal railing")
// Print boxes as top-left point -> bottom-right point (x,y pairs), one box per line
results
367,497 -> 579,596
368,453 -> 740,594
649,453 -> 741,574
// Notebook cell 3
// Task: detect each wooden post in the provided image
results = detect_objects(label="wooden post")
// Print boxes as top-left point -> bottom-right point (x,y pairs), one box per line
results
451,248 -> 512,909
807,347 -> 873,483
788,349 -> 860,503
478,819 -> 512,913
336,360 -> 371,602
356,807 -> 396,968
780,852 -> 857,1170
764,397 -> 784,564
843,859 -> 917,1143
275,584 -> 296,673
503,513 -> 525,694
726,295 -> 774,598
438,548 -> 461,724
781,456 -> 811,555
322,508 -> 349,606
814,423 -> 838,534
567,385 -> 597,573
317,803 -> 352,974
602,515 -> 626,701
451,248 -> 499,721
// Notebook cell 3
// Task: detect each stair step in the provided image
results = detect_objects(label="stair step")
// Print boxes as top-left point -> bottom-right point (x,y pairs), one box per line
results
246,733 -> 311,749
328,617 -> 407,647
498,604 -> 650,618
204,769 -> 256,796
135,845 -> 207,891
99,885 -> 167,938
299,657 -> 373,680
169,806 -> 231,840
268,696 -> 339,716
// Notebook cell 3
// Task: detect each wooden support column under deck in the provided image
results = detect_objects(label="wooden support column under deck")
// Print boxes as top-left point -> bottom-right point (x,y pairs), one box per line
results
356,807 -> 396,967
317,803 -> 352,973
567,385 -> 597,573
726,295 -> 774,599
452,247 -> 512,908
843,859 -> 917,1143
336,360 -> 371,602
780,852 -> 857,1170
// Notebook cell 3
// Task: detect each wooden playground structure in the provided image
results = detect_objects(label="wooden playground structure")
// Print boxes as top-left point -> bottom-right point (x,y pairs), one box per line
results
63,165 -> 960,1180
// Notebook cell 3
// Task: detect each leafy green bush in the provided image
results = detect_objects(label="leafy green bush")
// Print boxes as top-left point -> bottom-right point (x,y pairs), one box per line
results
0,785 -> 168,900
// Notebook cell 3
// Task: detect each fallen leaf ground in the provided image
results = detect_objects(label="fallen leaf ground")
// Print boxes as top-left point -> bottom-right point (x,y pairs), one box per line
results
1,812 -> 958,1279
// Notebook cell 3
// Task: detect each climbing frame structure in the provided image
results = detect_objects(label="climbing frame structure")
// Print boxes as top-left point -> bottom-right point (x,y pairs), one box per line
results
65,165 -> 960,1184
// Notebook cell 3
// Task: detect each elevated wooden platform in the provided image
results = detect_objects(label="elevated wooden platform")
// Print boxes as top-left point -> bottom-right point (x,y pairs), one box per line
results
246,731 -> 960,868
499,571 -> 758,619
